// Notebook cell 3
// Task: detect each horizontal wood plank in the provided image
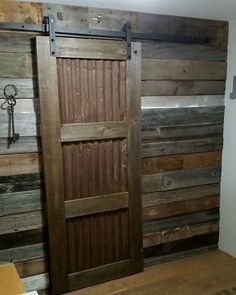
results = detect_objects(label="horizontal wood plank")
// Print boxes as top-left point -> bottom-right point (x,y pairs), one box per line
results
0,228 -> 44,250
22,273 -> 49,292
0,243 -> 45,263
141,95 -> 224,109
142,151 -> 222,174
143,209 -> 220,234
142,167 -> 221,193
0,33 -> 35,53
65,192 -> 129,219
0,210 -> 43,235
142,184 -> 220,208
143,195 -> 220,221
16,258 -> 47,278
0,189 -> 43,216
0,53 -> 35,78
142,137 -> 223,157
0,153 -> 41,176
143,221 -> 219,248
69,260 -> 131,290
57,38 -> 126,60
142,124 -> 223,142
142,106 -> 225,128
142,59 -> 227,81
141,42 -> 227,61
0,79 -> 37,99
0,136 -> 40,155
142,81 -> 225,96
61,121 -> 127,142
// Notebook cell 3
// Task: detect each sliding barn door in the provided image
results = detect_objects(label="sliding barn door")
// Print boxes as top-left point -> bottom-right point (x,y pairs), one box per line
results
36,36 -> 143,294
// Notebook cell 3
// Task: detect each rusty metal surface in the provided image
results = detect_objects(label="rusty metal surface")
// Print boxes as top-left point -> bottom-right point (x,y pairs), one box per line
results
57,58 -> 129,273
57,58 -> 127,123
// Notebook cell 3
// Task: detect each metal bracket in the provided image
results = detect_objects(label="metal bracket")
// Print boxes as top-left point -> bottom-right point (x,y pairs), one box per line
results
123,22 -> 132,60
230,76 -> 236,100
44,15 -> 57,56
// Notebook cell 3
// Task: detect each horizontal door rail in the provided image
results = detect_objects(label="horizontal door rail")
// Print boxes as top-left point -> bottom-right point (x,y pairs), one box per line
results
65,192 -> 129,219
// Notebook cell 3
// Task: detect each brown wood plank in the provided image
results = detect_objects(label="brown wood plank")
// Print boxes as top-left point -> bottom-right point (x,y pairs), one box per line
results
143,220 -> 219,248
16,258 -> 47,278
142,59 -> 227,81
36,36 -> 68,294
143,195 -> 220,221
127,42 -> 143,273
142,184 -> 220,208
0,2 -> 42,23
0,153 -> 41,176
142,151 -> 222,175
142,80 -> 225,96
65,192 -> 129,219
61,121 -> 127,142
142,167 -> 221,193
57,38 -> 126,60
69,260 -> 132,291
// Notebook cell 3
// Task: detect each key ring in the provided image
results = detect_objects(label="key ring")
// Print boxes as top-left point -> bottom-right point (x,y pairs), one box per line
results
4,84 -> 18,99
1,84 -> 18,110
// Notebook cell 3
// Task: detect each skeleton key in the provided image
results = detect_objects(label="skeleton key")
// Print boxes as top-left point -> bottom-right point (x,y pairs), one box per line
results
7,101 -> 19,148
3,85 -> 20,149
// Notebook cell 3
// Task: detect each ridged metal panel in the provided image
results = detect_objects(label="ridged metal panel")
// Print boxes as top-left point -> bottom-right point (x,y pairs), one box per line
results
57,58 -> 129,273
57,58 -> 127,123
67,210 -> 129,273
62,140 -> 128,200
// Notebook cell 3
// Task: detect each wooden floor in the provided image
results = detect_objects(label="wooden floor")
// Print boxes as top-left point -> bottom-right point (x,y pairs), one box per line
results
66,250 -> 236,295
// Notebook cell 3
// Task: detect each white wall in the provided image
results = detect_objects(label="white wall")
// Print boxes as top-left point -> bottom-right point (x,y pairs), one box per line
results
219,20 -> 236,257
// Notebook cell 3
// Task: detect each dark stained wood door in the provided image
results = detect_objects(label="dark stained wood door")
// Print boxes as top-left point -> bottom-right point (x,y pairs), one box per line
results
36,36 -> 143,294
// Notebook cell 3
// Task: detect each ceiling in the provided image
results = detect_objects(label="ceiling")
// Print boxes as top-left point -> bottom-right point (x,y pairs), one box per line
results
19,0 -> 236,21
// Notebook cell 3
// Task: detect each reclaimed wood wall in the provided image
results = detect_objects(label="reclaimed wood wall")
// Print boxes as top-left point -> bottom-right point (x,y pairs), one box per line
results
0,2 -> 228,294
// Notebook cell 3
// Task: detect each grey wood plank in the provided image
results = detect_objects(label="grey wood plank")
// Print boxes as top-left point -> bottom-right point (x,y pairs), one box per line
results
142,166 -> 221,193
143,209 -> 220,235
88,7 -> 228,47
142,137 -> 223,158
0,136 -> 40,155
0,53 -> 35,78
0,189 -> 43,217
141,106 -> 225,128
22,273 -> 49,292
141,95 -> 225,109
142,80 -> 226,96
43,4 -> 89,28
142,124 -> 223,142
0,210 -> 43,235
0,113 -> 39,137
0,33 -> 35,53
142,184 -> 220,208
61,121 -> 127,142
0,243 -> 45,263
142,59 -> 227,81
142,42 -> 227,61
0,79 -> 37,99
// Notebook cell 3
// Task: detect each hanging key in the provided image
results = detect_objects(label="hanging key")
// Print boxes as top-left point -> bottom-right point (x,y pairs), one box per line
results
7,100 -> 19,148
3,85 -> 20,149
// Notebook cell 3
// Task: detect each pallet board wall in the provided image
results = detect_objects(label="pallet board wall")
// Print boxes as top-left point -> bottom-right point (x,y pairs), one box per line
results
0,1 -> 228,293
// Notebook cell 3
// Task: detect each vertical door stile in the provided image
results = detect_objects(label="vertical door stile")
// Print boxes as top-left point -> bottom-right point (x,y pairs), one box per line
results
36,36 -> 68,295
127,42 -> 143,272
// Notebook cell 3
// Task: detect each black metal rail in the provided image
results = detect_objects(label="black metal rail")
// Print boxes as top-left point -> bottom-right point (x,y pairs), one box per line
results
0,15 -> 207,57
